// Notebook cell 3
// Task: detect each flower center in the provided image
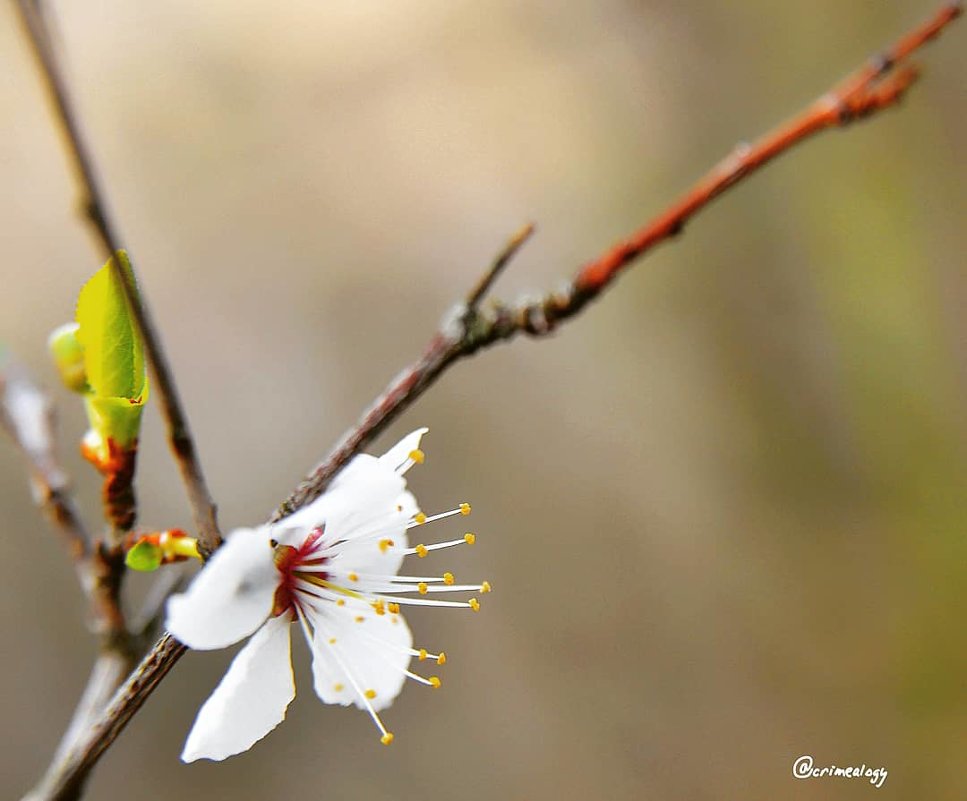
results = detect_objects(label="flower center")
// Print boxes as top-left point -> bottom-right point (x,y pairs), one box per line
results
271,526 -> 329,617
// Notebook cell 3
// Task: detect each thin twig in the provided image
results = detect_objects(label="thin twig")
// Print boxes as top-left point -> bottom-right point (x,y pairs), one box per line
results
0,353 -> 91,582
277,1 -> 962,518
19,4 -> 962,800
465,223 -> 536,310
13,0 -> 221,553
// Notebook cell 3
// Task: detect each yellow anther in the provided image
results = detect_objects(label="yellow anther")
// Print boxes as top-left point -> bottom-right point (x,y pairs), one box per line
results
464,533 -> 476,545
459,503 -> 471,515
378,538 -> 394,553
419,648 -> 428,661
388,602 -> 400,614
409,448 -> 425,464
328,637 -> 337,645
381,733 -> 394,746
469,598 -> 480,612
418,582 -> 429,595
414,512 -> 427,525
336,599 -> 346,607
415,544 -> 428,558
429,676 -> 442,689
348,572 -> 359,582
437,652 -> 447,666
355,616 -> 365,623
443,572 -> 455,585
334,683 -> 344,692
480,581 -> 492,593
373,600 -> 386,616
365,689 -> 377,700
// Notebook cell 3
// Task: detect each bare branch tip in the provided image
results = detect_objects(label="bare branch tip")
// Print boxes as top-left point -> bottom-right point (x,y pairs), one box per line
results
465,222 -> 537,311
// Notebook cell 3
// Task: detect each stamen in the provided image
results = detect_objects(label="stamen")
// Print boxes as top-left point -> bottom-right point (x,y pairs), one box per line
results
385,583 -> 486,594
469,598 -> 481,612
480,581 -> 492,593
363,594 -> 480,609
443,572 -> 455,585
401,537 -> 474,557
406,505 -> 470,529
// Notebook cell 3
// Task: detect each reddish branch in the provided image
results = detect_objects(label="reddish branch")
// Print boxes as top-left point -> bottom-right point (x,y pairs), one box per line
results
16,4 -> 961,801
277,2 -> 962,519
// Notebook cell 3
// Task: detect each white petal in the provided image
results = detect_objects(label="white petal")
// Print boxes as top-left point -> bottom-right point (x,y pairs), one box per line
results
272,455 -> 408,552
181,615 -> 295,762
166,527 -> 277,650
330,489 -> 415,579
308,600 -> 412,712
378,428 -> 429,474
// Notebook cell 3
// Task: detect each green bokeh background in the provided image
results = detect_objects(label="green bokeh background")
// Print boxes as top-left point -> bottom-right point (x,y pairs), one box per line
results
1,2 -> 964,799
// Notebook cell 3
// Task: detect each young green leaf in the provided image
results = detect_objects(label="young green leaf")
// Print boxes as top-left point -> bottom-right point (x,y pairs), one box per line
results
75,251 -> 146,402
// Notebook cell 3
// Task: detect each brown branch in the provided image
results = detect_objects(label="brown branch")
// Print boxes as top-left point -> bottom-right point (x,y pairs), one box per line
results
18,4 -> 961,800
278,2 -> 962,518
13,0 -> 221,553
23,637 -> 186,801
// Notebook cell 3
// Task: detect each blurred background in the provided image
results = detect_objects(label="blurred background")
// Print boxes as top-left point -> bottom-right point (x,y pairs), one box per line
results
1,1 -> 964,799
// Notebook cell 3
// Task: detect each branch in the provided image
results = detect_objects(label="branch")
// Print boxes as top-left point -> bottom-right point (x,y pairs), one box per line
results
20,3 -> 961,800
277,2 -> 962,518
13,0 -> 221,553
23,637 -> 186,801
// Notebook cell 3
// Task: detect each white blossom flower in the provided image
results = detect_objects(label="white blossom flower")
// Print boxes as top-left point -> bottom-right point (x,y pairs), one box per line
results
165,429 -> 488,762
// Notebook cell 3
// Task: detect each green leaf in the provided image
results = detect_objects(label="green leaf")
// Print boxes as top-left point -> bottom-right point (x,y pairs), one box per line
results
75,251 -> 146,401
125,540 -> 162,572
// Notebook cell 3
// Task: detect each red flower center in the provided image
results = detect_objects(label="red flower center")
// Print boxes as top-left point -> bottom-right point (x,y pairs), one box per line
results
271,526 -> 329,617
